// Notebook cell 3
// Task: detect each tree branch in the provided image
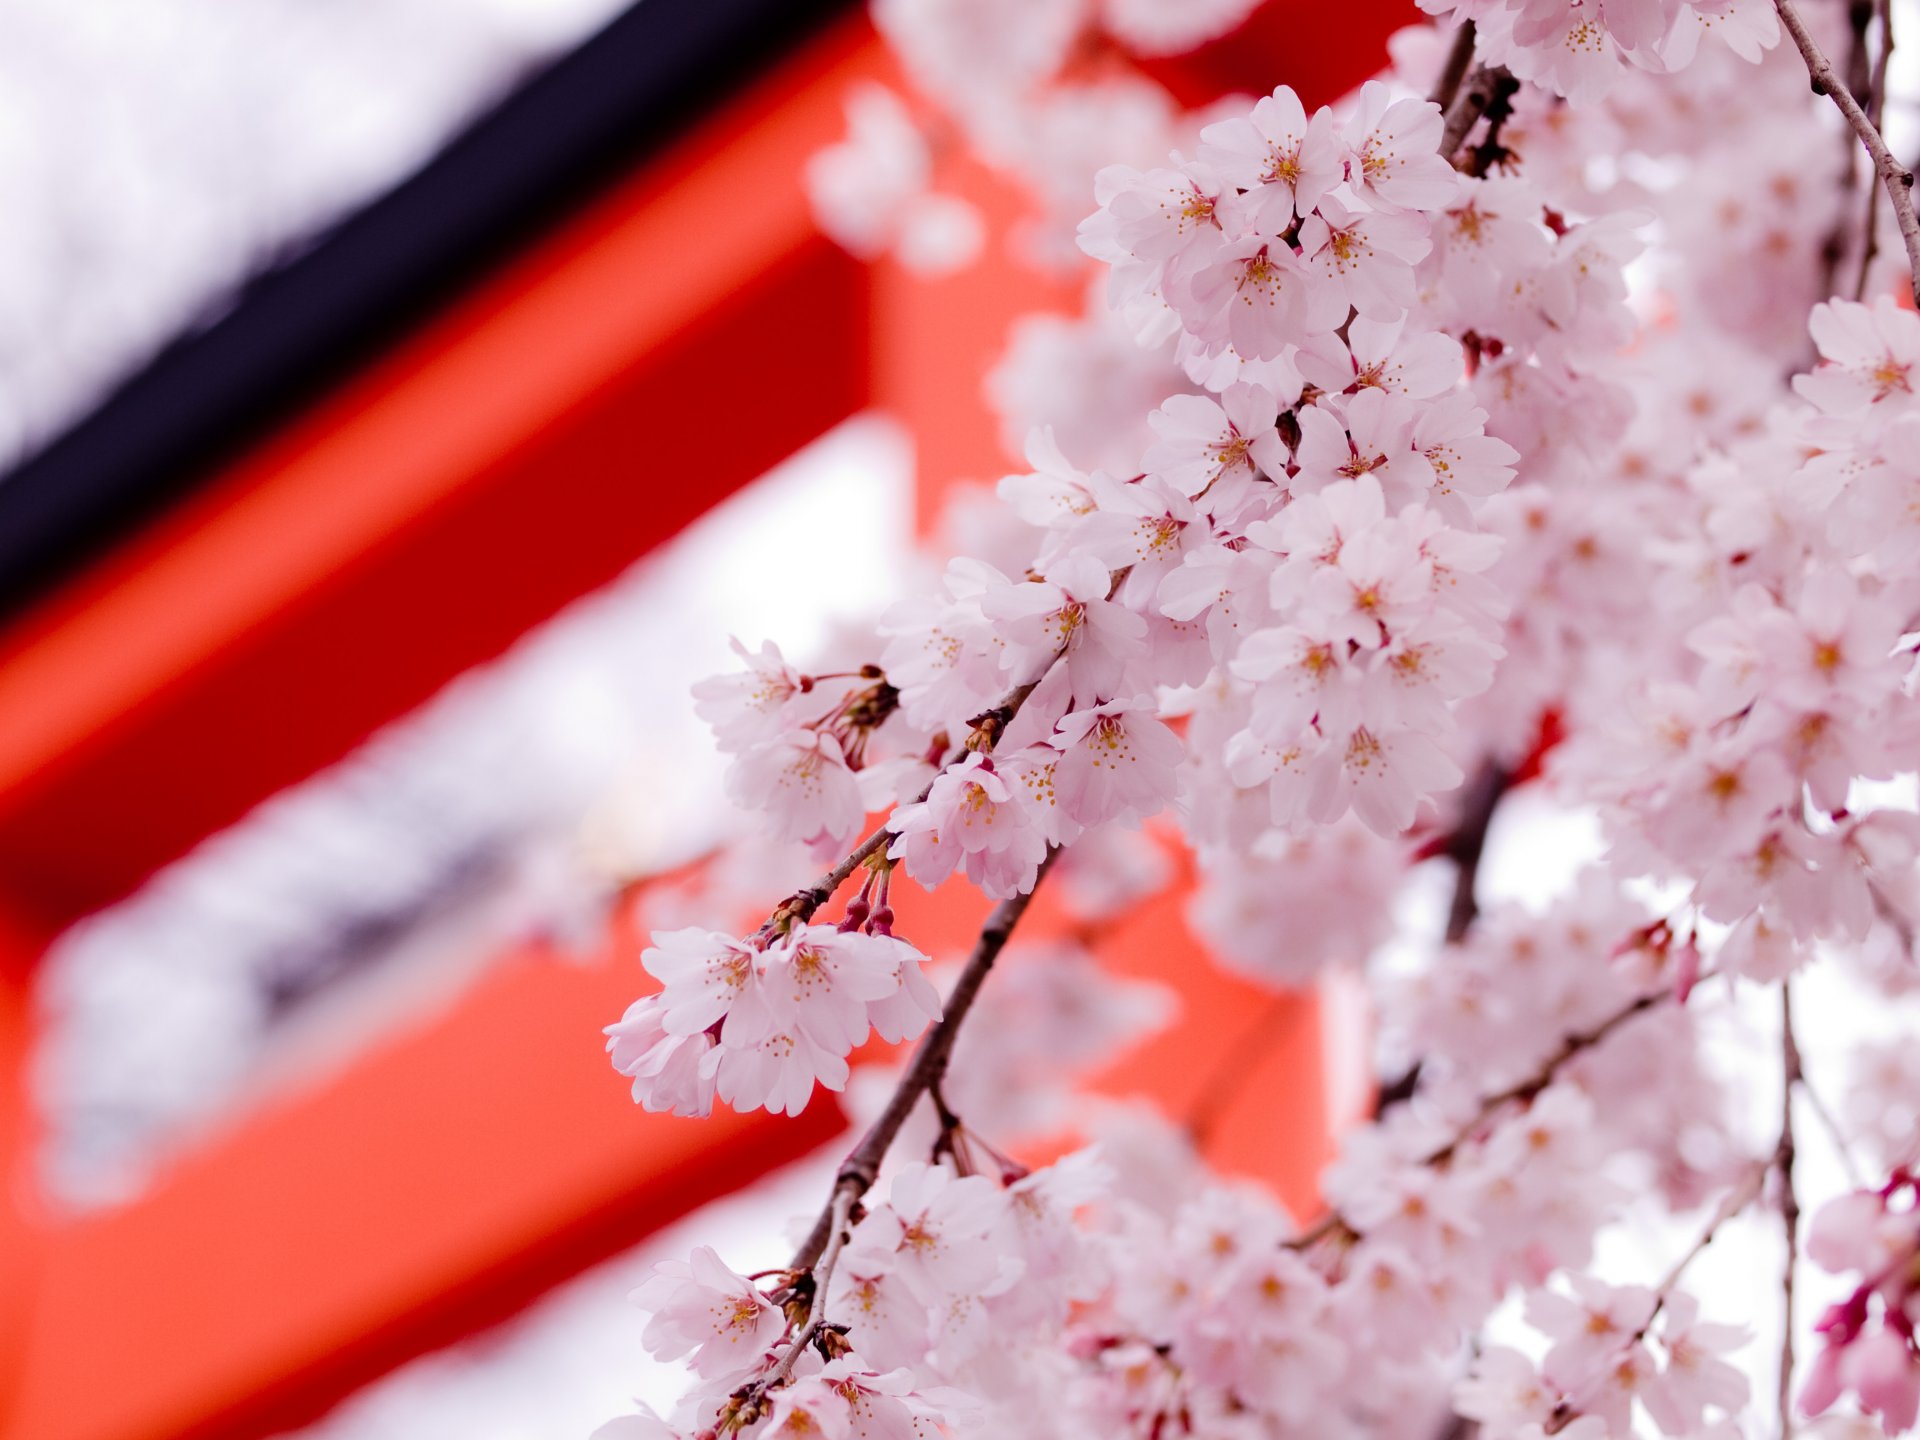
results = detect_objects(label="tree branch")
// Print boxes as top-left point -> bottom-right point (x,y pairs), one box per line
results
1428,21 -> 1478,113
788,847 -> 1062,1273
1290,982 -> 1675,1251
1779,982 -> 1803,1440
758,570 -> 1128,941
1854,0 -> 1895,299
1440,63 -> 1518,167
1444,761 -> 1513,945
1776,0 -> 1920,304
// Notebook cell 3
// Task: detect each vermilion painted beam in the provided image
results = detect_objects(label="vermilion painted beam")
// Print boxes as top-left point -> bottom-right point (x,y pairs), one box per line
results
0,922 -> 844,1440
0,21 -> 881,933
0,853 -> 1340,1440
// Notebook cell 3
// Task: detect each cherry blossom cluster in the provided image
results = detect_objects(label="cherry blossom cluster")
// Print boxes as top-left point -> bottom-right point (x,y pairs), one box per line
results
605,919 -> 940,1118
591,4 -> 1920,1440
1416,0 -> 1779,101
1804,1175 -> 1920,1434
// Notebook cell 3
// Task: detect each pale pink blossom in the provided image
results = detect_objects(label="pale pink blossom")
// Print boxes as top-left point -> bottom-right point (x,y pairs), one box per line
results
632,1246 -> 785,1379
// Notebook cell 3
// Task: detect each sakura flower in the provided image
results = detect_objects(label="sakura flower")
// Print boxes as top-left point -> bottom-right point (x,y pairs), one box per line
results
1796,296 -> 1920,417
861,933 -> 945,1044
1640,1294 -> 1750,1436
641,927 -> 762,1036
887,752 -> 1050,898
1174,235 -> 1348,359
1290,390 -> 1427,506
1050,700 -> 1183,829
1528,1276 -> 1658,1390
879,558 -> 1008,733
759,1374 -> 858,1440
590,1405 -> 677,1440
727,728 -> 865,848
982,551 -> 1147,706
631,1246 -> 785,1380
727,924 -> 905,1054
997,427 -> 1100,532
1143,385 -> 1287,498
1232,614 -> 1361,739
1342,314 -> 1467,399
1296,194 -> 1432,321
807,83 -> 983,275
1079,163 -> 1227,312
604,995 -> 716,1117
1412,390 -> 1520,518
692,638 -> 807,753
705,1021 -> 850,1116
1457,1346 -> 1560,1436
847,1161 -> 1013,1304
1342,82 -> 1459,212
1306,723 -> 1464,835
1195,84 -> 1342,230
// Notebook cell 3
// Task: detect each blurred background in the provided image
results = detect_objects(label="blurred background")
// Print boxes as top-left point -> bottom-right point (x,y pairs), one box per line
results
0,4 -> 1402,1439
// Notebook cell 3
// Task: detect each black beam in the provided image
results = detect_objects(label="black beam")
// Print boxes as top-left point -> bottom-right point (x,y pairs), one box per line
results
0,0 -> 857,617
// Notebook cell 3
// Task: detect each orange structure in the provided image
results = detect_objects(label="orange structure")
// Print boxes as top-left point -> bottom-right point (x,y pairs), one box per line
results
0,8 -> 1407,1440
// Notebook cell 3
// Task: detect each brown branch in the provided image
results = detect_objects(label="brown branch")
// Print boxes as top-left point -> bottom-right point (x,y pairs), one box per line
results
1439,63 -> 1518,167
1776,0 -> 1920,305
1375,760 -> 1516,1116
1289,983 -> 1673,1252
1779,982 -> 1803,1440
1855,0 -> 1896,299
1542,1158 -> 1773,1434
1428,21 -> 1478,113
788,847 -> 1061,1273
1462,73 -> 1522,179
1420,987 -> 1664,1168
1444,761 -> 1513,945
758,571 -> 1128,940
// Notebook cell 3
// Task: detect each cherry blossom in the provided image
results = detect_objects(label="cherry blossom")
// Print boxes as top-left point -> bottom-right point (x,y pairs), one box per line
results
596,11 -> 1920,1440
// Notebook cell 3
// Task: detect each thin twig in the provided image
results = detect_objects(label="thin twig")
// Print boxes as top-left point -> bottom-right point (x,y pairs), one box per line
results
1797,1064 -> 1865,1188
1779,983 -> 1803,1440
747,1185 -> 859,1401
1376,761 -> 1516,1117
1288,982 -> 1675,1252
1776,0 -> 1920,304
1855,0 -> 1896,299
1543,1158 -> 1773,1435
788,847 -> 1062,1273
1420,988 -> 1666,1169
757,572 -> 1127,941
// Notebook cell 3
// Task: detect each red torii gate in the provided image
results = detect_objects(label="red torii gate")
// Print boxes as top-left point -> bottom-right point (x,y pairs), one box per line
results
0,9 -> 1406,1440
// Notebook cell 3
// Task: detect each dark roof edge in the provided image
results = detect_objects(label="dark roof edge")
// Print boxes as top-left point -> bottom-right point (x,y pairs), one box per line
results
0,0 -> 857,618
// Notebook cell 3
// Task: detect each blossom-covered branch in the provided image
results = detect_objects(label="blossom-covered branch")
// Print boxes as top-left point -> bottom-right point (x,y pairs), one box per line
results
1775,0 -> 1920,303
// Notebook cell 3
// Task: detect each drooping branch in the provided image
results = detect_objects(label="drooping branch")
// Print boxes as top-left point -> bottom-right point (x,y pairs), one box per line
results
1290,982 -> 1674,1251
788,846 -> 1062,1274
1776,0 -> 1920,304
1854,0 -> 1896,299
759,571 -> 1127,941
1779,982 -> 1803,1440
1440,62 -> 1519,167
1428,21 -> 1479,114
1541,1158 -> 1773,1434
1443,760 -> 1513,945
1377,760 -> 1516,1114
